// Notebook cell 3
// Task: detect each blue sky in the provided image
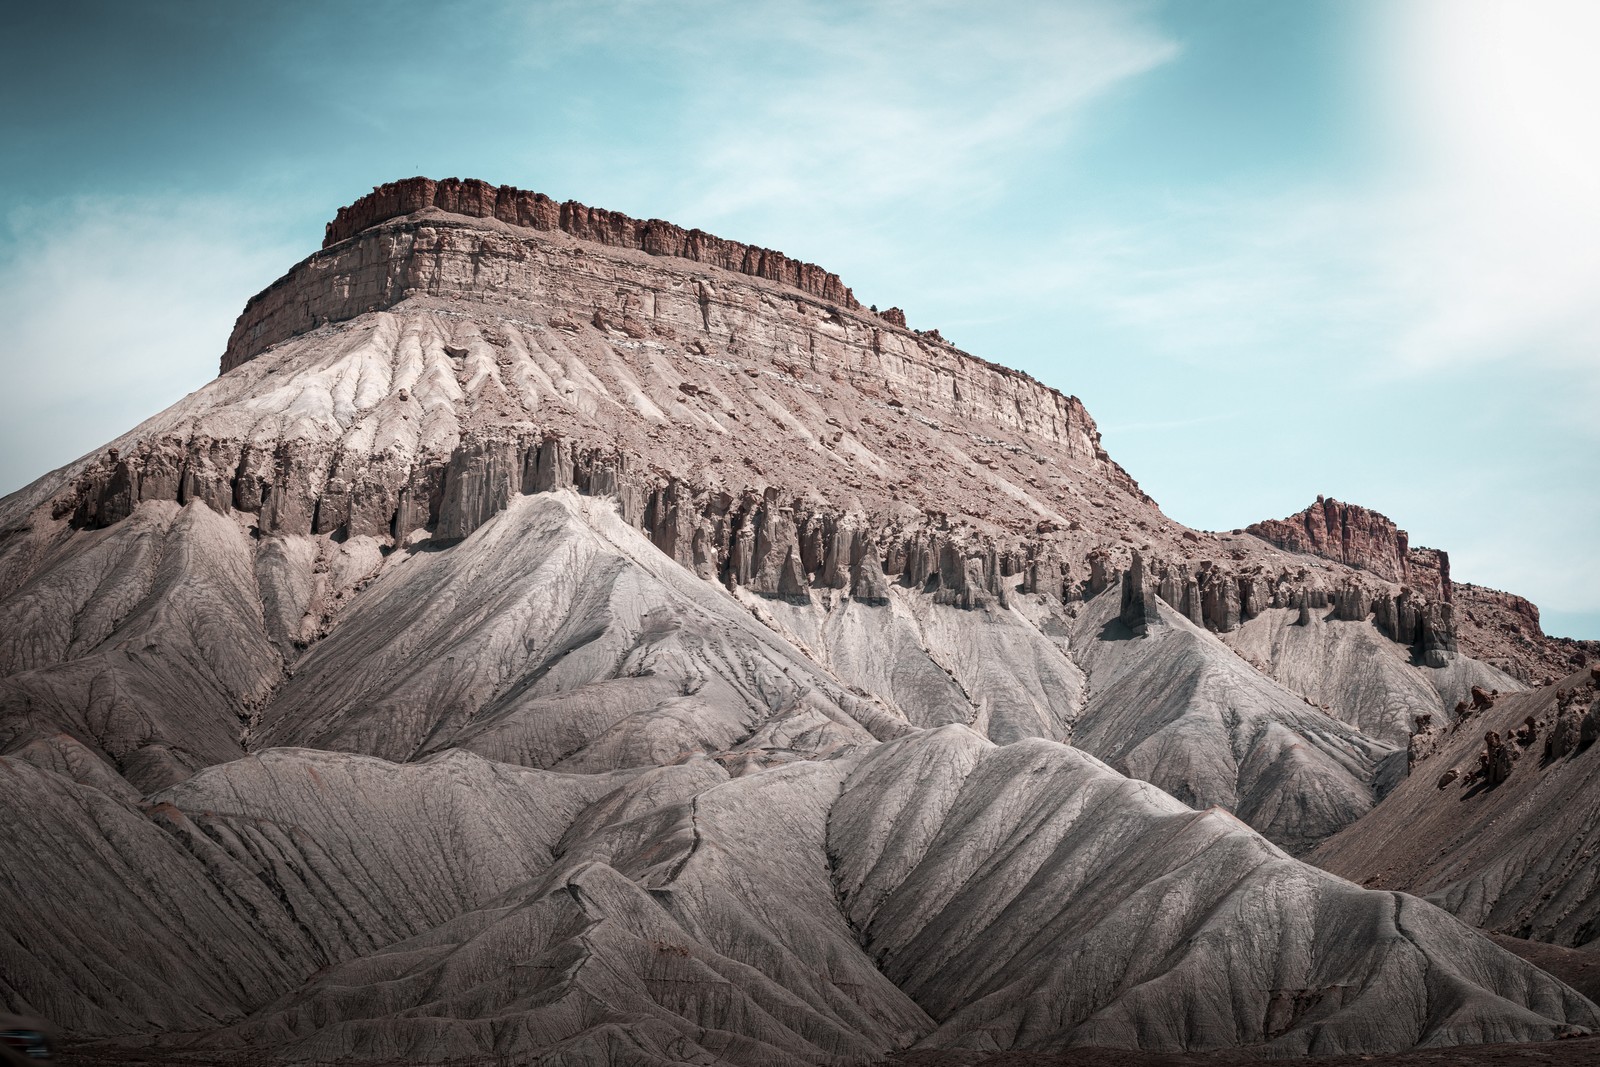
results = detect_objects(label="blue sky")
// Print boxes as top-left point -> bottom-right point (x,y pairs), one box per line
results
2,0 -> 1596,637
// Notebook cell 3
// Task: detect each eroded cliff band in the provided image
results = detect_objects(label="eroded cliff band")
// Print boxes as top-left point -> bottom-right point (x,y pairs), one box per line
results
224,176 -> 946,375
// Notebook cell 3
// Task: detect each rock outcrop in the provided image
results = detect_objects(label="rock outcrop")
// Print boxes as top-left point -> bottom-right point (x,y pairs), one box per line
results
1546,699 -> 1583,761
1248,496 -> 1447,592
233,176 -> 926,374
1454,581 -> 1598,683
323,176 -> 860,307
1481,729 -> 1514,787
1408,713 -> 1443,770
1251,499 -> 1595,681
1117,550 -> 1160,636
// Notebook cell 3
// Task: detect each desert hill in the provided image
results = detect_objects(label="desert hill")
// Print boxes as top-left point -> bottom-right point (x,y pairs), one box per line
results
1,177 -> 1596,1064
1314,665 -> 1600,947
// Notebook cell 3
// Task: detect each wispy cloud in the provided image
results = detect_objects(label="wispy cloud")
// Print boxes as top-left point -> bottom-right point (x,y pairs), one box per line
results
534,1 -> 1180,245
890,0 -> 1600,623
0,196 -> 296,494
2,1 -> 1590,631
672,1 -> 1180,219
1026,0 -> 1600,394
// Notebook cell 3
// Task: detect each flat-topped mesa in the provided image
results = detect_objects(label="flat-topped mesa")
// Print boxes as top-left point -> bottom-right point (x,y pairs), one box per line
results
1247,495 -> 1450,601
224,176 -> 980,375
325,176 -> 861,309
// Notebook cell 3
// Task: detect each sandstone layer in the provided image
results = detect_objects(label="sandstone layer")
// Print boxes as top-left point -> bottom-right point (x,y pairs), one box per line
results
1250,498 -> 1594,682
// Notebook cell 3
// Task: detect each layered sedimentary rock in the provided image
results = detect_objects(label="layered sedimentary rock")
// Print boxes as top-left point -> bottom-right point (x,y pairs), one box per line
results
3,178 -> 1598,1065
1248,496 -> 1446,592
33,188 -> 1481,687
0,185 -> 1561,837
322,176 -> 860,306
1250,498 -> 1594,681
231,176 -> 966,375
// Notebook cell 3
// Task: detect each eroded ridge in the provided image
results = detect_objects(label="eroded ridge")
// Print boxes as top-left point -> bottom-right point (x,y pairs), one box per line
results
225,177 -> 953,374
1248,495 -> 1449,596
325,176 -> 861,305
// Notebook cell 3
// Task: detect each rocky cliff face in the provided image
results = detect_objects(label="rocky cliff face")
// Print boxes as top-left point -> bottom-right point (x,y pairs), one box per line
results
228,176 -> 908,374
34,184 -> 1496,684
201,200 -> 1129,516
1452,582 -> 1598,683
1247,496 -> 1449,596
1249,497 -> 1594,681
14,180 -> 1545,791
13,181 -> 1554,768
321,176 -> 862,309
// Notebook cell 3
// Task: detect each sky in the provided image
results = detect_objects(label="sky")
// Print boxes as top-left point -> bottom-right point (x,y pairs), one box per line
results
1,0 -> 1596,637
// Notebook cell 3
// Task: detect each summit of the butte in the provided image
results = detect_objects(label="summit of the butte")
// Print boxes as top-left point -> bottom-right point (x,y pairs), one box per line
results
2,177 -> 1598,1066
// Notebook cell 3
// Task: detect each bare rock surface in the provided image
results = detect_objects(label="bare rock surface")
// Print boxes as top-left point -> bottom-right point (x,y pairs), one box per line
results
754,587 -> 1086,746
0,500 -> 284,791
1451,583 -> 1598,686
1247,496 -> 1445,592
1488,935 -> 1600,1004
0,757 -> 313,1035
152,747 -> 624,955
1312,667 -> 1600,948
254,491 -> 901,768
1223,606 -> 1522,746
830,726 -> 1596,1054
886,1034 -> 1600,1067
167,757 -> 930,1066
1068,589 -> 1393,853
1249,499 -> 1596,683
11,725 -> 1595,1063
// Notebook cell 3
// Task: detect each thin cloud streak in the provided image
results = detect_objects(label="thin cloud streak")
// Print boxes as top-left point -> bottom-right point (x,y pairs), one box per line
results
854,1 -> 1600,623
678,3 -> 1180,218
0,197 -> 297,495
546,1 -> 1181,243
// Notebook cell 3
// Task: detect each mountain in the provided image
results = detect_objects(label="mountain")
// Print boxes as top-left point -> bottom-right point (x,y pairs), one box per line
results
1,176 -> 1596,1064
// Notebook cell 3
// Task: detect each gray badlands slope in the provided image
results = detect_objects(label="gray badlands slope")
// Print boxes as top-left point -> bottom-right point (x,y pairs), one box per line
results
1314,667 -> 1600,949
1,177 -> 1597,1063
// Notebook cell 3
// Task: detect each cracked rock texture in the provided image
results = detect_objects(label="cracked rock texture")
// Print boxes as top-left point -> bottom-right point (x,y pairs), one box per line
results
2,178 -> 1598,1064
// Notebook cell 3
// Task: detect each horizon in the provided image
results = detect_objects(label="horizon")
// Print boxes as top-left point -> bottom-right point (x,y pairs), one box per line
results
2,0 -> 1596,637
